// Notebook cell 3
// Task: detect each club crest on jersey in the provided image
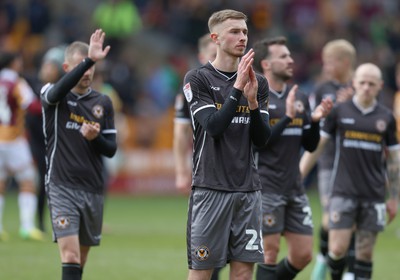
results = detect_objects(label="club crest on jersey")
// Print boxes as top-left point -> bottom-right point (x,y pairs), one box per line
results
330,211 -> 340,223
55,216 -> 70,230
195,245 -> 210,261
295,100 -> 305,113
92,105 -> 104,119
376,119 -> 387,132
183,82 -> 193,102
263,214 -> 276,227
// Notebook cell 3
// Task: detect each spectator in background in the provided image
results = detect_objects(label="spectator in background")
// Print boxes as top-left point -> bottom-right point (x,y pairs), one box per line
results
92,0 -> 142,57
0,51 -> 43,241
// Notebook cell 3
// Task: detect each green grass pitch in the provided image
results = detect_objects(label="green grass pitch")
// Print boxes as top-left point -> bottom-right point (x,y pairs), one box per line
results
1,189 -> 399,279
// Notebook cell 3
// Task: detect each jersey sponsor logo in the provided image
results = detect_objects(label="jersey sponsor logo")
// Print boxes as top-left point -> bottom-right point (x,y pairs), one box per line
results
210,86 -> 220,91
343,139 -> 382,151
92,104 -> 104,119
263,214 -> 276,227
194,245 -> 210,261
375,119 -> 387,133
344,130 -> 382,143
282,127 -> 302,136
54,216 -> 70,230
341,118 -> 355,124
231,116 -> 250,124
67,100 -> 77,106
66,121 -> 81,130
183,82 -> 193,102
268,104 -> 277,110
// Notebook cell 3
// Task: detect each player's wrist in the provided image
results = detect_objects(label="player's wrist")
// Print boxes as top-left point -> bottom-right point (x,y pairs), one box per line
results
84,57 -> 96,65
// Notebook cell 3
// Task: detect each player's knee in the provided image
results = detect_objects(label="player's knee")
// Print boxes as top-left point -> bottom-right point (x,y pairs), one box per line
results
61,251 -> 81,264
289,249 -> 312,269
264,244 -> 280,264
328,245 -> 347,260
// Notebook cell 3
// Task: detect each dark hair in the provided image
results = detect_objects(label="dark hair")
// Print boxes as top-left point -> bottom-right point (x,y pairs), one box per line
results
253,36 -> 287,73
0,51 -> 19,70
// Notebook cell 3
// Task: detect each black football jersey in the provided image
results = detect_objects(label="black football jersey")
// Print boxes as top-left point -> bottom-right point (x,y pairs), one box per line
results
322,99 -> 398,201
257,85 -> 314,195
41,85 -> 116,193
314,80 -> 351,170
183,62 -> 269,192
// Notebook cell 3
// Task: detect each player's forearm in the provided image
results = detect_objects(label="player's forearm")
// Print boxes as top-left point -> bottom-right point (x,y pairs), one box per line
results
195,88 -> 242,138
301,121 -> 320,152
266,116 -> 292,145
91,133 -> 117,158
299,137 -> 327,178
45,58 -> 95,103
250,109 -> 271,148
173,127 -> 192,175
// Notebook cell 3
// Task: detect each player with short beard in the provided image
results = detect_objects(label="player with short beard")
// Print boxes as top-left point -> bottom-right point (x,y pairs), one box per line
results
252,36 -> 332,280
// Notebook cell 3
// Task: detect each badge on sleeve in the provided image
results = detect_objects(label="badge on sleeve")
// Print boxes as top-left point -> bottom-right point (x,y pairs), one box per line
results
183,82 -> 193,102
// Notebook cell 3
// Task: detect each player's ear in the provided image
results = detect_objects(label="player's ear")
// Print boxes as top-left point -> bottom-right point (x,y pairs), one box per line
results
261,59 -> 269,72
210,33 -> 219,45
62,62 -> 68,72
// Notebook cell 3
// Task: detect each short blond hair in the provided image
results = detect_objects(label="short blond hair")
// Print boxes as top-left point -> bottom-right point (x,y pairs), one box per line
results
64,41 -> 89,62
208,9 -> 247,32
322,39 -> 356,65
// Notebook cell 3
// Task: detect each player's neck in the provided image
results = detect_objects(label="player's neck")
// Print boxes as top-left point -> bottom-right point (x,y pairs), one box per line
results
211,54 -> 239,73
266,77 -> 286,93
71,87 -> 91,95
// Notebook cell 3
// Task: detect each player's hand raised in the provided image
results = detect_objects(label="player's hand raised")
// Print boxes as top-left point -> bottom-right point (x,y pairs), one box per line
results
311,96 -> 333,122
88,29 -> 111,62
285,85 -> 297,119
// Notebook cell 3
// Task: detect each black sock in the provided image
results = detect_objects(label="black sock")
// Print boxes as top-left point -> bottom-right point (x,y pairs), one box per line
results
62,263 -> 81,280
276,258 -> 300,280
354,260 -> 372,280
320,226 -> 329,256
210,267 -> 221,280
347,233 -> 356,273
256,263 -> 277,280
326,255 -> 346,280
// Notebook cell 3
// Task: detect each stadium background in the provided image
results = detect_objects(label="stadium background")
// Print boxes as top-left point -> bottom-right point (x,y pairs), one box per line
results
2,0 -> 400,195
2,1 -> 400,279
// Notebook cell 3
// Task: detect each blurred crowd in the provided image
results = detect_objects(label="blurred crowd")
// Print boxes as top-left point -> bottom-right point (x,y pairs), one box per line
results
1,0 -> 400,151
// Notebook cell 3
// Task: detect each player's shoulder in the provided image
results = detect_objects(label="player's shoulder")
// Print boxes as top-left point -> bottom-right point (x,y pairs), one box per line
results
90,89 -> 113,104
255,72 -> 268,85
185,63 -> 211,79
